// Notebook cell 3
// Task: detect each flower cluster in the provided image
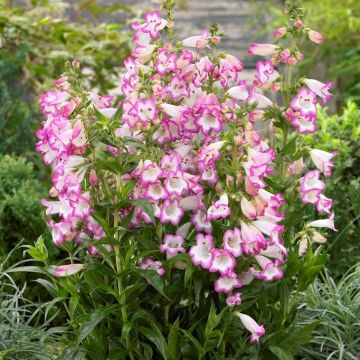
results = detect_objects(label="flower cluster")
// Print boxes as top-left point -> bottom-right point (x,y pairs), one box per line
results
37,4 -> 336,345
36,79 -> 112,253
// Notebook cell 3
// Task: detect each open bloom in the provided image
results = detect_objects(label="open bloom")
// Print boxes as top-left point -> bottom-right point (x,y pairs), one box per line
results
207,194 -> 231,221
160,234 -> 185,256
189,233 -> 214,269
214,272 -> 242,294
234,312 -> 265,343
223,228 -> 242,257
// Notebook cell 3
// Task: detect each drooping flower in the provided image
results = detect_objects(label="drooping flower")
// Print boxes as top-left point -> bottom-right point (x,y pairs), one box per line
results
303,79 -> 333,105
309,149 -> 337,178
248,43 -> 277,57
234,312 -> 265,344
308,29 -> 324,44
54,263 -> 84,277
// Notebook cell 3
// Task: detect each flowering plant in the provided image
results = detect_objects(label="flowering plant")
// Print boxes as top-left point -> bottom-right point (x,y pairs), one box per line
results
29,0 -> 336,358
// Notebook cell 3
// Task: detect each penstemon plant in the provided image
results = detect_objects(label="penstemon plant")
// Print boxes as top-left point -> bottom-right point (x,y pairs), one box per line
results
29,0 -> 337,358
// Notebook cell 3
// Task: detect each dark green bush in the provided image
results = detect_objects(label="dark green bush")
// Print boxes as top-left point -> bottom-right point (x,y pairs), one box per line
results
304,101 -> 360,277
0,155 -> 46,254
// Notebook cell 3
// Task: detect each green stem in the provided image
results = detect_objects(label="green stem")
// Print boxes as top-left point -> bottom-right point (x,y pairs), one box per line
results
114,176 -> 134,360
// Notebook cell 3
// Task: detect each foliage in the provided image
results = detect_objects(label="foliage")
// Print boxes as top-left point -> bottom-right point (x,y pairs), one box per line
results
0,155 -> 46,255
265,0 -> 360,109
304,102 -> 360,277
0,0 -> 132,156
0,250 -> 65,360
298,266 -> 360,359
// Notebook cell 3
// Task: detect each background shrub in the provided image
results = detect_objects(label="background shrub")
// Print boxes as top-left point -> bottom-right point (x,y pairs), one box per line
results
0,155 -> 46,255
298,266 -> 360,359
304,102 -> 360,277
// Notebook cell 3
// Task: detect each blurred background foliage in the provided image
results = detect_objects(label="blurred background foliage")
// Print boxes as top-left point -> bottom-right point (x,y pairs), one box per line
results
0,0 -> 133,157
264,0 -> 360,110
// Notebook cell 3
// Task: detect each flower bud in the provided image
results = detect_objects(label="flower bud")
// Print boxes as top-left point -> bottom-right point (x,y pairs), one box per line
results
89,169 -> 99,186
312,231 -> 327,244
308,30 -> 324,44
273,27 -> 286,38
241,197 -> 257,219
211,36 -> 221,44
294,20 -> 303,28
234,135 -> 243,146
289,157 -> 305,175
215,183 -> 223,193
72,59 -> 80,68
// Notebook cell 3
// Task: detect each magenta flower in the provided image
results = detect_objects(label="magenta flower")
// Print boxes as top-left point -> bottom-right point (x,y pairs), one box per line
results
290,88 -> 317,116
159,199 -> 184,225
138,258 -> 165,276
226,292 -> 242,307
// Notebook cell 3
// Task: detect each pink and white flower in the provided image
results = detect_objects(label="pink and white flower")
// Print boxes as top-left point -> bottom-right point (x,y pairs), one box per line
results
207,194 -> 231,221
223,228 -> 242,257
209,249 -> 236,275
309,149 -> 336,178
303,79 -> 333,105
234,312 -> 265,343
189,233 -> 214,269
160,234 -> 186,256
214,271 -> 242,294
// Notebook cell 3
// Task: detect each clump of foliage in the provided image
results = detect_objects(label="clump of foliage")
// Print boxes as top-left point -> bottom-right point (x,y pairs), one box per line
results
0,250 -> 65,360
0,155 -> 46,254
0,0 -> 132,156
298,266 -> 360,359
304,102 -> 360,277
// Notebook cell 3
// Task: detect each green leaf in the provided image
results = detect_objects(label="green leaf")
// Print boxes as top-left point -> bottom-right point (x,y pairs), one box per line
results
77,305 -> 119,345
122,136 -> 146,149
275,321 -> 320,355
138,323 -> 169,360
134,269 -> 169,300
180,329 -> 205,357
269,345 -> 293,360
131,198 -> 155,223
93,159 -> 123,174
297,251 -> 327,291
168,318 -> 180,360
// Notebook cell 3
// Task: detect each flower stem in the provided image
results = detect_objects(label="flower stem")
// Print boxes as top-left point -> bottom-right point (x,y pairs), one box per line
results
114,176 -> 134,360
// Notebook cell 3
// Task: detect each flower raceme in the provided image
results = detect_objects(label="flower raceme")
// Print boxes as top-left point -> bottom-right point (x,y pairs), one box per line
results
36,3 -> 335,346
